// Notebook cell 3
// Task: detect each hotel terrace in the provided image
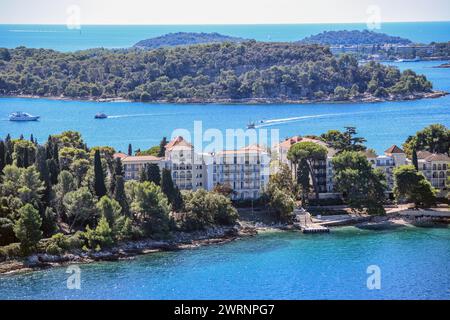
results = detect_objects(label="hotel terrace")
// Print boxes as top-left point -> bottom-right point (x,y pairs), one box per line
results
115,136 -> 449,200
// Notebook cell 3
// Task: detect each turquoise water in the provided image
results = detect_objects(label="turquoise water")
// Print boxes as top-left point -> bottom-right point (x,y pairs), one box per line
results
1,227 -> 450,300
1,60 -> 449,154
1,22 -> 449,52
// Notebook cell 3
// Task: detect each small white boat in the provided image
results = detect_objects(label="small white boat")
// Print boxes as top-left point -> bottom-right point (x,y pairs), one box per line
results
95,113 -> 108,119
9,111 -> 40,121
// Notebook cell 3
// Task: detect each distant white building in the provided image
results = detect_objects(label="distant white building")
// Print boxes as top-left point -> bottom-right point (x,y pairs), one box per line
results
364,145 -> 407,192
273,136 -> 337,196
208,145 -> 271,200
417,151 -> 449,193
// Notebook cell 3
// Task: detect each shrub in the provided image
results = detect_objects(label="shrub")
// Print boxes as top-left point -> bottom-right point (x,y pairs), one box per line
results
0,243 -> 22,261
0,217 -> 17,246
82,217 -> 114,250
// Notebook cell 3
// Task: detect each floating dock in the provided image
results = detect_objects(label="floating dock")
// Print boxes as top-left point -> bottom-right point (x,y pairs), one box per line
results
294,208 -> 330,234
300,225 -> 330,234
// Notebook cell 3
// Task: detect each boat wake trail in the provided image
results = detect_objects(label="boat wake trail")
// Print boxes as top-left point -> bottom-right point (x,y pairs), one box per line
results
107,113 -> 179,119
255,113 -> 344,128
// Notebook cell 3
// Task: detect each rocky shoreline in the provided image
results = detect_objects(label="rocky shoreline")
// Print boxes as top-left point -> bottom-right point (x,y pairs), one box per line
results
1,90 -> 447,105
0,225 -> 257,275
1,214 -> 448,275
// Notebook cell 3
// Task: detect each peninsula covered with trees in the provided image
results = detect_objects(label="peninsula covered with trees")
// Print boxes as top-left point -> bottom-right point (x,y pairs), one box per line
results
298,30 -> 412,46
133,32 -> 246,49
0,41 -> 439,103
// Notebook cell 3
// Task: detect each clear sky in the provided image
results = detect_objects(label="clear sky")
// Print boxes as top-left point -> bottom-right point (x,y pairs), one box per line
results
0,0 -> 449,25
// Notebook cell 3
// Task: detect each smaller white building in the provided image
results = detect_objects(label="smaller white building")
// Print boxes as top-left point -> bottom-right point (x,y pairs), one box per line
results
417,151 -> 449,193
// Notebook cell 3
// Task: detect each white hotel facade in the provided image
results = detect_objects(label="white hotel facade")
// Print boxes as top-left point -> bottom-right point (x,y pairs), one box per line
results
116,136 -> 449,200
116,136 -> 270,200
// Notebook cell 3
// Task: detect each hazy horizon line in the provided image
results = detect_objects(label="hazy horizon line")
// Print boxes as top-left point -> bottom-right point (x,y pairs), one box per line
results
1,20 -> 449,26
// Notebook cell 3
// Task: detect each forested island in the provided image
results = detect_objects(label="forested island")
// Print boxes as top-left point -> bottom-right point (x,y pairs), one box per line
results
134,32 -> 246,49
0,42 -> 441,103
298,30 -> 412,46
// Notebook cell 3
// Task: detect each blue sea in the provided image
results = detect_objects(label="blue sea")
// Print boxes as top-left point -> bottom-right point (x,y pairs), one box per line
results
1,22 -> 450,52
1,227 -> 450,300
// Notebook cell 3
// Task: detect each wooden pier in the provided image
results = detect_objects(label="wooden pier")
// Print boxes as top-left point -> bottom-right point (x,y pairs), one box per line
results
294,208 -> 330,234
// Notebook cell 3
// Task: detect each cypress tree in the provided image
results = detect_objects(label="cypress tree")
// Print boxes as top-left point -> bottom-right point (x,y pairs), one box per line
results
161,168 -> 176,204
128,143 -> 132,156
412,148 -> 419,171
45,135 -> 53,159
53,143 -> 59,167
139,167 -> 147,182
158,137 -> 167,157
30,133 -> 34,143
172,186 -> 184,212
113,175 -> 129,216
47,158 -> 59,185
4,134 -> 13,165
23,147 -> 29,168
35,146 -> 52,207
0,140 -> 5,174
93,149 -> 107,198
146,163 -> 161,186
113,157 -> 124,176
109,158 -> 124,195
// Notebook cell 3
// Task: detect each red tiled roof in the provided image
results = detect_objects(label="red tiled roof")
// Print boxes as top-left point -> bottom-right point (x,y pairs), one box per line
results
165,136 -> 193,151
416,151 -> 433,159
385,145 -> 404,154
217,144 -> 267,155
422,153 -> 450,162
278,136 -> 303,149
121,155 -> 163,162
113,152 -> 128,159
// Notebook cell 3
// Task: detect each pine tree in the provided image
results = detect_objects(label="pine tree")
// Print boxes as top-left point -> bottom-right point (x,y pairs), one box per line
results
128,143 -> 133,156
30,134 -> 34,143
93,149 -> 107,198
158,137 -> 167,157
41,207 -> 58,237
14,204 -> 43,254
412,148 -> 419,171
113,175 -> 129,216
